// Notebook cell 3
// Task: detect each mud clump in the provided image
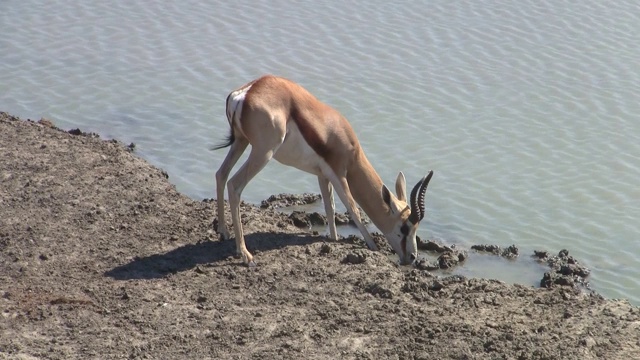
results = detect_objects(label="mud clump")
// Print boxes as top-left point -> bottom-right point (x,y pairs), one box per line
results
260,193 -> 321,209
415,237 -> 467,270
437,250 -> 468,269
472,244 -> 519,259
286,209 -> 367,229
417,236 -> 454,253
343,249 -> 368,264
472,244 -> 501,255
501,245 -> 519,259
334,212 -> 351,225
536,249 -> 591,289
414,259 -> 440,271
288,211 -> 326,228
363,282 -> 394,299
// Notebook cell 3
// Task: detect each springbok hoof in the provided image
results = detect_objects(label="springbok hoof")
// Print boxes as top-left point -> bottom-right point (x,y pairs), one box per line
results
247,260 -> 257,268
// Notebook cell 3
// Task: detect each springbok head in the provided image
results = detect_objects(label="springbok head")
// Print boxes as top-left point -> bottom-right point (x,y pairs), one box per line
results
381,170 -> 434,265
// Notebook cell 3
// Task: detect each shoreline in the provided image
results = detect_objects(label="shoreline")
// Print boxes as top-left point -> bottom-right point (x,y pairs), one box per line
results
1,112 -> 638,359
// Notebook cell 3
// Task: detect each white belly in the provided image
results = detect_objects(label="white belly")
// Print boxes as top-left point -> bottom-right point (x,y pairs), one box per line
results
273,122 -> 326,176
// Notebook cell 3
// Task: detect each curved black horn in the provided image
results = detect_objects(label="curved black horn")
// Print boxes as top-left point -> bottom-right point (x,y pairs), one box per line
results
408,171 -> 434,224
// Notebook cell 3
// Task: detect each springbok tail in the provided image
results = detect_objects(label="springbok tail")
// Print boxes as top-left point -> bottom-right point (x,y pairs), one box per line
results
210,129 -> 235,150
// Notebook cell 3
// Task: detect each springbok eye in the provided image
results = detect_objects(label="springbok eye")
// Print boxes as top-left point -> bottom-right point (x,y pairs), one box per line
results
400,223 -> 409,236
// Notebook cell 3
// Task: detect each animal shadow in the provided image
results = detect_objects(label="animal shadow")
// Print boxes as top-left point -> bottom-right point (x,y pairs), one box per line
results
104,232 -> 322,280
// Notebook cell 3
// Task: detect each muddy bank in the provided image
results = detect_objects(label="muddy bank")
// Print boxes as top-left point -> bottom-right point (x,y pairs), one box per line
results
1,112 -> 639,359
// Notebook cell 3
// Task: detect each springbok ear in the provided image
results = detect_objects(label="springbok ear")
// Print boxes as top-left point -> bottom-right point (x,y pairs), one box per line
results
382,185 -> 392,207
383,184 -> 404,215
395,171 -> 407,202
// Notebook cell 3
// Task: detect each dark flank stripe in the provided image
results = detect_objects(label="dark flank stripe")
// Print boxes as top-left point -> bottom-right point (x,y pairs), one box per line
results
290,106 -> 331,159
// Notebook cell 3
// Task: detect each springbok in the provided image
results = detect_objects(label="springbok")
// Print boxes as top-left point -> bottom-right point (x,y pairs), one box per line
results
215,75 -> 433,266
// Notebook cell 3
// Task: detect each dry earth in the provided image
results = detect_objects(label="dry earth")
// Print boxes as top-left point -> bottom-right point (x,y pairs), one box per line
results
1,112 -> 639,359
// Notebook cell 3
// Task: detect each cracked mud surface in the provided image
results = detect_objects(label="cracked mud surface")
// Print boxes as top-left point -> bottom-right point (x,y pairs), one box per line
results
1,112 -> 639,359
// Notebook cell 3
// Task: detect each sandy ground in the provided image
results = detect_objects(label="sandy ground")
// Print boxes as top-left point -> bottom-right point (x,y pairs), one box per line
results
1,112 -> 639,359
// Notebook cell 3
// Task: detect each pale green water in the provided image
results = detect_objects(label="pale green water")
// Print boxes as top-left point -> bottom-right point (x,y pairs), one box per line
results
2,0 -> 639,304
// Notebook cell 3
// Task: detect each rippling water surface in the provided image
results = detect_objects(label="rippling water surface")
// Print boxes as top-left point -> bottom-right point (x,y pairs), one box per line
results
2,0 -> 639,304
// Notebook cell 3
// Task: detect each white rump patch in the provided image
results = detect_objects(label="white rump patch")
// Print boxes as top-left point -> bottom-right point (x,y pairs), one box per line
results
226,84 -> 252,127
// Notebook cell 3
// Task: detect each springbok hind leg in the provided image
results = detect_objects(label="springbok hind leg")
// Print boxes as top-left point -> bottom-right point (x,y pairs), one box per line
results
227,146 -> 277,266
317,175 -> 338,240
215,137 -> 249,240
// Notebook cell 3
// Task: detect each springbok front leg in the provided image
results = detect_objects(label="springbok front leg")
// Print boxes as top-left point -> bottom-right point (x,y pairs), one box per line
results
215,136 -> 249,240
317,175 -> 338,240
327,173 -> 378,251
